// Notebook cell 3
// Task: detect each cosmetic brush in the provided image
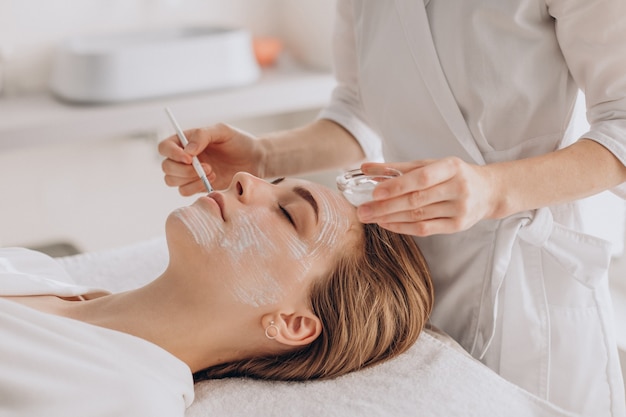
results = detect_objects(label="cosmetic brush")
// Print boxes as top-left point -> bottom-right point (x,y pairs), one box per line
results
164,107 -> 214,193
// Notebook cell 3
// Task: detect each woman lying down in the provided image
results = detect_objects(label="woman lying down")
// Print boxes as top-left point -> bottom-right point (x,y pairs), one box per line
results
0,172 -> 434,417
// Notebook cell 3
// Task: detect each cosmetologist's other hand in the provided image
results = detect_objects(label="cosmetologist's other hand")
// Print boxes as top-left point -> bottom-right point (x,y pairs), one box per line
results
159,123 -> 265,195
356,158 -> 497,236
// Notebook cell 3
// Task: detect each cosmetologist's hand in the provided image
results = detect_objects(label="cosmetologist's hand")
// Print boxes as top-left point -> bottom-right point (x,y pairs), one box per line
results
356,158 -> 497,236
159,123 -> 265,195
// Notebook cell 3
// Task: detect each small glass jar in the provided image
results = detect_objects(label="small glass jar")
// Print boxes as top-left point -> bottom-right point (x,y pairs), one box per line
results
336,167 -> 402,206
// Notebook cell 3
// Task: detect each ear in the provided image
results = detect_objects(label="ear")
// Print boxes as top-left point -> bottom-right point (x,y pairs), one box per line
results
264,311 -> 322,347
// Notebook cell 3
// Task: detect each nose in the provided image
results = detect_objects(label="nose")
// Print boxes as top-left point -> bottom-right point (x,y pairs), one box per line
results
230,172 -> 270,204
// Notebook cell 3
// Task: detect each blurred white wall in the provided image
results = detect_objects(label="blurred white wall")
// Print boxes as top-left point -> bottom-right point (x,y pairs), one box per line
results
0,0 -> 281,95
0,0 -> 338,96
0,0 -> 338,253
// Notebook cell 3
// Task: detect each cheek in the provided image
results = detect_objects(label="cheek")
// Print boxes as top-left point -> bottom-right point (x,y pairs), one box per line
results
217,211 -> 313,308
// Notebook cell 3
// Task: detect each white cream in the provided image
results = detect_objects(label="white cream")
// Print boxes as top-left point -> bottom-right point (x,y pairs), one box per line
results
172,205 -> 224,247
308,189 -> 351,259
219,210 -> 285,307
341,182 -> 377,206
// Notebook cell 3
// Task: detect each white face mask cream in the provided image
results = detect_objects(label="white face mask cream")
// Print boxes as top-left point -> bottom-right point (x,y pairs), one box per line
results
173,205 -> 223,247
336,167 -> 402,206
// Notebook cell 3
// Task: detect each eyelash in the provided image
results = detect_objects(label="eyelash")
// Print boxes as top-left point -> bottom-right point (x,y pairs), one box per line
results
279,204 -> 295,227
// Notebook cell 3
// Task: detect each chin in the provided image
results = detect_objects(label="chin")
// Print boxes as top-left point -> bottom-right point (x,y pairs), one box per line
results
167,206 -> 223,250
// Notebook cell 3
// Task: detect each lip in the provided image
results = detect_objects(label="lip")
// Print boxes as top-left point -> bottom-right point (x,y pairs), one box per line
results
204,192 -> 226,221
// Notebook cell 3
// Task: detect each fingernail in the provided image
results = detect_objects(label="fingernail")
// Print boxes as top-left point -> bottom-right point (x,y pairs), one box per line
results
184,142 -> 198,154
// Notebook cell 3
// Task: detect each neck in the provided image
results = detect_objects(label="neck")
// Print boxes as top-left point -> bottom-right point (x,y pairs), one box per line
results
64,269 -> 254,373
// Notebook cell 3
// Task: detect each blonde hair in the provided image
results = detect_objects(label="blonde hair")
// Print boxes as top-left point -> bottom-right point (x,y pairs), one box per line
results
194,223 -> 434,381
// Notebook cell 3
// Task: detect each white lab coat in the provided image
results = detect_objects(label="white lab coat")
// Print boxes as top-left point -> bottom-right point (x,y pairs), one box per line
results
320,0 -> 626,416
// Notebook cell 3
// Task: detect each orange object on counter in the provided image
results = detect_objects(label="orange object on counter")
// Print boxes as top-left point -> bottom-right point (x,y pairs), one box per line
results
252,37 -> 283,67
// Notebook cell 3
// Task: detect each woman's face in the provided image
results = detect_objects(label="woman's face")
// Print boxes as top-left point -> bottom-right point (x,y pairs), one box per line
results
166,173 -> 361,308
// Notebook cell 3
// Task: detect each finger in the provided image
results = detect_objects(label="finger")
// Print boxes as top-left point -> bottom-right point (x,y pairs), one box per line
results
183,123 -> 232,157
158,135 -> 191,163
361,160 -> 434,175
163,172 -> 195,187
183,128 -> 209,156
164,171 -> 215,195
163,167 -> 216,189
378,217 -> 460,237
358,179 -> 457,221
359,201 -> 456,224
179,179 -> 210,196
372,159 -> 458,201
161,159 -> 199,178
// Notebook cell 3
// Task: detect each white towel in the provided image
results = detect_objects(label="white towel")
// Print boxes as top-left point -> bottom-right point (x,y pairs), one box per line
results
189,331 -> 576,417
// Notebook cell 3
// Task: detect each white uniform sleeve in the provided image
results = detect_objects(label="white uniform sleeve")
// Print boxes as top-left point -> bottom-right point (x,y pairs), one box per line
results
317,0 -> 384,162
547,0 -> 626,196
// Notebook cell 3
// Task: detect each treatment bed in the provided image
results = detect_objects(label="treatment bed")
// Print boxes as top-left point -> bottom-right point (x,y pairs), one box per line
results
57,238 -> 576,417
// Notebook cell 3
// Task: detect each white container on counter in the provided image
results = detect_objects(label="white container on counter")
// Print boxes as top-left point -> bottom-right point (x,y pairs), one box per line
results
49,26 -> 260,103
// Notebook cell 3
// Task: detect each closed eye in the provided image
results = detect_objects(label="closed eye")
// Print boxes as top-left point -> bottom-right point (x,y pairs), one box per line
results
279,204 -> 295,227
